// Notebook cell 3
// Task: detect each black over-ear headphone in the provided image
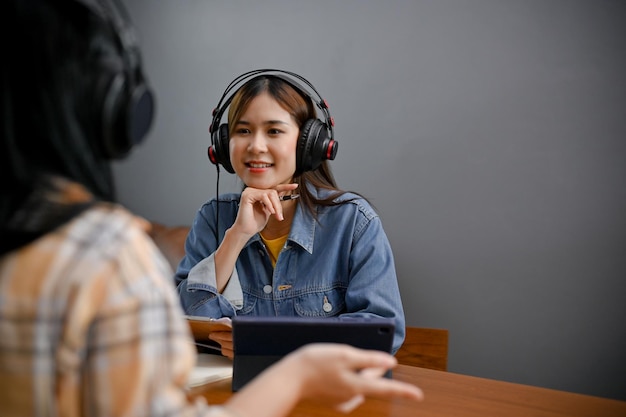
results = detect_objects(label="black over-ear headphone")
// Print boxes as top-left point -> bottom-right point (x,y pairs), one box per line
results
76,0 -> 155,159
208,69 -> 338,175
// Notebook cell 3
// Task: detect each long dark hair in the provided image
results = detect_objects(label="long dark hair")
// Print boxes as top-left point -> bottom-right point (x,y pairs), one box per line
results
1,0 -> 124,252
228,75 -> 363,219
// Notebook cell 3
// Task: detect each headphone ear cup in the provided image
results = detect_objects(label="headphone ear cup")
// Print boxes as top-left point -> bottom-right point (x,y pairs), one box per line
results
100,72 -> 155,159
128,82 -> 155,150
297,119 -> 338,175
209,123 -> 235,173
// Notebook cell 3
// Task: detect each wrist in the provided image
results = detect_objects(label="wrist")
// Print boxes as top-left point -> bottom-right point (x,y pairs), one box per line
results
223,226 -> 254,245
277,348 -> 312,399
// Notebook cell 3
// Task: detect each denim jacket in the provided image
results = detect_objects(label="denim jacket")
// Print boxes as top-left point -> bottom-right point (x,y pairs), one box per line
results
175,187 -> 406,353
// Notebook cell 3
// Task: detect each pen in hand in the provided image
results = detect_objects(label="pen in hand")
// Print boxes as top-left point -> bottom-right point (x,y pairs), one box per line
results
279,194 -> 300,201
195,342 -> 223,353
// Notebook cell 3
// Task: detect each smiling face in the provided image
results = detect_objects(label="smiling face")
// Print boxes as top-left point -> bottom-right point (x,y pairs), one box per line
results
229,92 -> 300,189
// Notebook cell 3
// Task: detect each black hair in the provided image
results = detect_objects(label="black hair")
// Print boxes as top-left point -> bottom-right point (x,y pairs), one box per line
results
0,0 -> 126,253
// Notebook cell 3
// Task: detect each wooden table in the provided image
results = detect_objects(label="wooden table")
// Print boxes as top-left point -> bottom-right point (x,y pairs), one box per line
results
190,364 -> 626,417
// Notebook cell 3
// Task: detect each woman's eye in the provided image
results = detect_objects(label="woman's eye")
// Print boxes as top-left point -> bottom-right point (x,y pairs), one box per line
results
235,128 -> 250,135
268,128 -> 283,135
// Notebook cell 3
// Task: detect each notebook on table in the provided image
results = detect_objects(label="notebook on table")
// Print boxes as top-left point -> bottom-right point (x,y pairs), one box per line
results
231,315 -> 395,392
187,353 -> 233,388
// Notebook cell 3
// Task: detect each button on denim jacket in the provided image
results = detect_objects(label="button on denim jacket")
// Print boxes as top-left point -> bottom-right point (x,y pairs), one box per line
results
175,186 -> 406,353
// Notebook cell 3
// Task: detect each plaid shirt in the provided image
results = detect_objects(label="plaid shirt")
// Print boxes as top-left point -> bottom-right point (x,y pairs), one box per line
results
0,188 -> 226,416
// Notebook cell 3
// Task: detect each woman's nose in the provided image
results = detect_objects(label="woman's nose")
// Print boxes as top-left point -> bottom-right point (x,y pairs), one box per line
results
247,132 -> 268,153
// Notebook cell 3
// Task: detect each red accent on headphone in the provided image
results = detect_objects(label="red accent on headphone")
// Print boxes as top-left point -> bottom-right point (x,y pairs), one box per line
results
326,141 -> 335,159
208,146 -> 217,164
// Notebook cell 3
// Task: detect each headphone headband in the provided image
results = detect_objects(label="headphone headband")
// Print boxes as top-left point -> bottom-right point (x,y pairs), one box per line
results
209,69 -> 334,142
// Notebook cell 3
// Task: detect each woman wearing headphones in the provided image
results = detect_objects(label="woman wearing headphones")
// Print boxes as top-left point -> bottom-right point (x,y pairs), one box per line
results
175,70 -> 406,356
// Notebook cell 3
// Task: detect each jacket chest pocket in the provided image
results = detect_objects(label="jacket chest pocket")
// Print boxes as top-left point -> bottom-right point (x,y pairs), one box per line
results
294,288 -> 346,317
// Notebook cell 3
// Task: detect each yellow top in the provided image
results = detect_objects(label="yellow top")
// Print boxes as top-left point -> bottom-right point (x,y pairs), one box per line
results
260,233 -> 288,267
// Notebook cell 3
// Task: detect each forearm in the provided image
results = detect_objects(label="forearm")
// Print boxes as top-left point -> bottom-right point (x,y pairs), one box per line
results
222,354 -> 303,417
213,227 -> 251,293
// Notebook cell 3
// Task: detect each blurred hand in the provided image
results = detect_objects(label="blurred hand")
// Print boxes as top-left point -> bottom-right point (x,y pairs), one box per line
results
283,344 -> 423,406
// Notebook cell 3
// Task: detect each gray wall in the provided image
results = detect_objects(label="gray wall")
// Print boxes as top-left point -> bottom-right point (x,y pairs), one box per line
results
115,0 -> 626,400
